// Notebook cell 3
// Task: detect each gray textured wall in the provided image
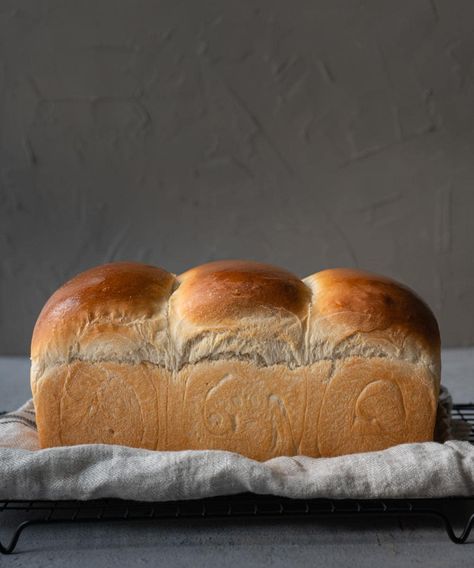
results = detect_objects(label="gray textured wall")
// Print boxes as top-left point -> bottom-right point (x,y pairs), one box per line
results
1,0 -> 474,354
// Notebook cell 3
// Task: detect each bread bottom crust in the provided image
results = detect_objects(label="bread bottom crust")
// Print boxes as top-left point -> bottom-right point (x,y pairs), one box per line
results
33,358 -> 437,460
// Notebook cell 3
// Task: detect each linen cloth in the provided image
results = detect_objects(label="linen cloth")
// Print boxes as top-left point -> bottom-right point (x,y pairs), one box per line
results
0,387 -> 472,501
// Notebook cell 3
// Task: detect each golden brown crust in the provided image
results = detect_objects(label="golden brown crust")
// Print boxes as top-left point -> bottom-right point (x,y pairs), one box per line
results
304,268 -> 441,375
31,262 -> 176,367
307,268 -> 440,349
169,260 -> 312,368
176,260 -> 311,323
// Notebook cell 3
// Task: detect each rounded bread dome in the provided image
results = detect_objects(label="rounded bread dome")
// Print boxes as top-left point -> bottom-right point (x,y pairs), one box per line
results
31,262 -> 176,368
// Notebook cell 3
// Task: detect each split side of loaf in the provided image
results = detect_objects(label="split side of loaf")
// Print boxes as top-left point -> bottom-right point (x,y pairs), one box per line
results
31,261 -> 441,460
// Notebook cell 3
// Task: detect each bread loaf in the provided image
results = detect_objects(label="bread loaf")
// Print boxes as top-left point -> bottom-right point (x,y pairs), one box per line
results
30,260 -> 440,460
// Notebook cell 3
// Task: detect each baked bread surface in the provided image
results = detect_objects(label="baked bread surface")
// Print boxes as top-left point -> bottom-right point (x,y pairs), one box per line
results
31,260 -> 440,459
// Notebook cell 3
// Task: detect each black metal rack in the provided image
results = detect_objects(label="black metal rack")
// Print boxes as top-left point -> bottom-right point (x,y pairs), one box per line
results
1,404 -> 473,554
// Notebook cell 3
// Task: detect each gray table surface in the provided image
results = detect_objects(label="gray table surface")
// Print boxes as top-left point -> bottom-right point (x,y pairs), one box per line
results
0,349 -> 473,566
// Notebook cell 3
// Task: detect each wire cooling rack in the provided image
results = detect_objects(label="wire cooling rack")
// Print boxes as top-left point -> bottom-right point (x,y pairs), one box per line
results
1,404 -> 473,554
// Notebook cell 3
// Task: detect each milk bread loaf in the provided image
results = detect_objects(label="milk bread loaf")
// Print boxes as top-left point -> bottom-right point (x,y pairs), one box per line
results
31,261 -> 440,460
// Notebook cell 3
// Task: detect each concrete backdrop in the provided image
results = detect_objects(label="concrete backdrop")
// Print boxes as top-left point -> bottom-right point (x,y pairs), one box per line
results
1,0 -> 474,354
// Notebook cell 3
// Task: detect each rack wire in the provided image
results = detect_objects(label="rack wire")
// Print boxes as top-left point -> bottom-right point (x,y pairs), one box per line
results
1,404 -> 473,554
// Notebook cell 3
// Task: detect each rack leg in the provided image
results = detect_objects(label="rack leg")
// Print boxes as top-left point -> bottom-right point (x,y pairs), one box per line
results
0,520 -> 42,555
442,513 -> 474,544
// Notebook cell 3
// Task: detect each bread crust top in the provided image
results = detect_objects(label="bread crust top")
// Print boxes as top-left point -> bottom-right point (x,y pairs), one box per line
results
175,260 -> 311,323
31,262 -> 177,367
31,260 -> 440,375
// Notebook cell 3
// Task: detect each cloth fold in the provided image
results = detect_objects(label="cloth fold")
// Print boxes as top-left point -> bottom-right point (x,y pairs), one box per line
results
0,387 -> 472,501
